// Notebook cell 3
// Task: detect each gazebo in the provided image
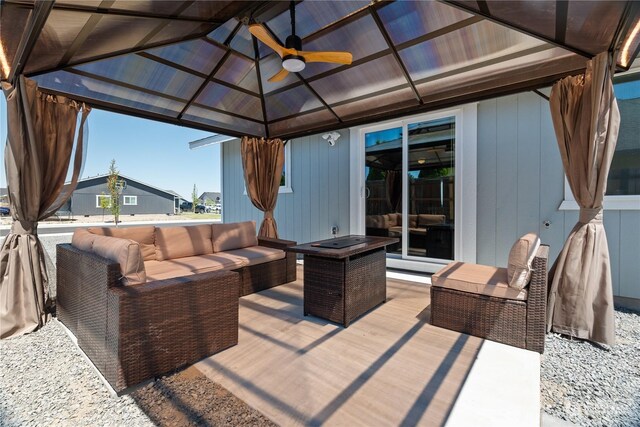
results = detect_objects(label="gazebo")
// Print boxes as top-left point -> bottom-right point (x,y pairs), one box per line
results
1,0 -> 639,353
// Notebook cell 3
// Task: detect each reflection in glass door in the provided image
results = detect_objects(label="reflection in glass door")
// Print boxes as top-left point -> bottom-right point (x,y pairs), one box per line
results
363,116 -> 456,261
407,118 -> 455,260
364,127 -> 403,255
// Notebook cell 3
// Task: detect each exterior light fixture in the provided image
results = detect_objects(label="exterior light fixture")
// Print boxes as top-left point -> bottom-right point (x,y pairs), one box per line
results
418,158 -> 427,165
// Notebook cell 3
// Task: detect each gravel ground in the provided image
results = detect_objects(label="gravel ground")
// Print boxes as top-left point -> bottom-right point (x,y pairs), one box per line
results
0,321 -> 153,427
541,308 -> 640,427
0,320 -> 276,427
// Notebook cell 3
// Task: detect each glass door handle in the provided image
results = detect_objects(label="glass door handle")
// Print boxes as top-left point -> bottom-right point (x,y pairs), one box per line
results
364,187 -> 371,199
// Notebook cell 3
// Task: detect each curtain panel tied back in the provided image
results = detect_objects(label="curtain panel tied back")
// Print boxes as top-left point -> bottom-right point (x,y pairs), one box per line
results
547,52 -> 620,346
1,77 -> 90,339
241,137 -> 285,238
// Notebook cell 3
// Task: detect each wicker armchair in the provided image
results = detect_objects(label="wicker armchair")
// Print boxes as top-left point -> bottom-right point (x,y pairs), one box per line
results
430,245 -> 549,353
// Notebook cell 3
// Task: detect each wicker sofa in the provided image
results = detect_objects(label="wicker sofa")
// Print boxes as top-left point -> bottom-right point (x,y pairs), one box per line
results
56,221 -> 296,392
430,245 -> 548,353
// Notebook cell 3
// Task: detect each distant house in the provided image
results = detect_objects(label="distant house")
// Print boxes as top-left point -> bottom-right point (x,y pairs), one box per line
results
58,174 -> 179,216
0,188 -> 7,205
199,191 -> 222,214
166,190 -> 187,213
199,192 -> 221,204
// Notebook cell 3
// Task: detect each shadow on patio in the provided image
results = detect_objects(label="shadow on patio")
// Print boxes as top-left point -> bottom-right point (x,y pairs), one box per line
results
191,266 -> 494,426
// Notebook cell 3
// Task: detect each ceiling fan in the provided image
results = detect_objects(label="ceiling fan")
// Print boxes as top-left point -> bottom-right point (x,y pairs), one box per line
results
249,1 -> 353,83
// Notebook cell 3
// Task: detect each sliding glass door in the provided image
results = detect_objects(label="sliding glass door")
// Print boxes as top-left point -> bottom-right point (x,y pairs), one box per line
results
363,115 -> 456,262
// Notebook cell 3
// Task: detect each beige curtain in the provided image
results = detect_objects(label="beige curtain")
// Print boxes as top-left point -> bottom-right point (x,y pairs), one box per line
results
547,52 -> 620,345
1,77 -> 90,339
241,136 -> 285,238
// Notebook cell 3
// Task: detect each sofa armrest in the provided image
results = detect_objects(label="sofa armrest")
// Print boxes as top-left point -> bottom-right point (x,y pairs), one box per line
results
526,244 -> 549,353
105,270 -> 240,391
258,236 -> 296,249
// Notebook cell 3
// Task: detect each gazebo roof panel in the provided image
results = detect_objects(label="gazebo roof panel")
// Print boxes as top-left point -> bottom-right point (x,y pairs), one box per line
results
195,82 -> 263,122
264,0 -> 370,45
268,109 -> 339,137
0,3 -> 32,80
24,9 -> 93,75
332,86 -> 419,122
309,54 -> 408,106
213,52 -> 260,94
72,53 -> 204,100
377,1 -> 474,46
34,70 -> 187,116
297,13 -> 389,79
145,39 -> 226,76
182,104 -> 265,136
398,20 -> 547,83
264,84 -> 326,122
228,24 -> 255,58
564,1 -> 628,53
3,0 -> 639,139
207,17 -> 240,44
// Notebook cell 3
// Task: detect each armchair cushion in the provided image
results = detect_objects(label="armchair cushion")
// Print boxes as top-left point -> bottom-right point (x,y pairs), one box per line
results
91,235 -> 146,285
88,225 -> 156,261
212,221 -> 258,252
507,233 -> 541,290
431,262 -> 527,301
155,224 -> 213,261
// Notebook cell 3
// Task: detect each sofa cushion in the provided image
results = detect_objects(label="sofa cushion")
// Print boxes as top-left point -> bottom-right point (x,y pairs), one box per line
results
71,228 -> 96,252
418,214 -> 446,227
144,253 -> 246,281
88,225 -> 156,261
387,213 -> 399,227
507,233 -> 541,290
366,215 -> 388,229
431,262 -> 527,301
224,246 -> 286,267
155,224 -> 213,261
409,214 -> 418,228
212,221 -> 258,252
91,235 -> 146,285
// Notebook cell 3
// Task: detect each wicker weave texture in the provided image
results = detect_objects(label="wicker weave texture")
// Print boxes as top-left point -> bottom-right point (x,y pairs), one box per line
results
304,248 -> 387,327
430,245 -> 549,353
106,271 -> 239,391
343,249 -> 386,327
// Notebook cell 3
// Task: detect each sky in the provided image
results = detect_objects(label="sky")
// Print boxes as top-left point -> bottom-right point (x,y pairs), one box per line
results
0,97 -> 222,200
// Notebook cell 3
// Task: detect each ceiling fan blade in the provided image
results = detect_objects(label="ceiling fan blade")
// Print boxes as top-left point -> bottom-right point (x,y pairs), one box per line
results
268,68 -> 290,83
249,24 -> 293,58
299,51 -> 353,65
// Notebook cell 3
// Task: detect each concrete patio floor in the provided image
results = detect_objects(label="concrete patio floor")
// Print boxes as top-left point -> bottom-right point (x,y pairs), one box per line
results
196,266 -> 540,426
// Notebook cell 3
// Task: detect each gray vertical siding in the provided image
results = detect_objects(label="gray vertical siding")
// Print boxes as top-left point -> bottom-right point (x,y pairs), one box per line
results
222,93 -> 638,301
222,131 -> 351,243
477,92 -> 640,300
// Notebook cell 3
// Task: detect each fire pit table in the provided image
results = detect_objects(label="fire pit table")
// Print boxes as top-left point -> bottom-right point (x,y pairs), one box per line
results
286,235 -> 399,327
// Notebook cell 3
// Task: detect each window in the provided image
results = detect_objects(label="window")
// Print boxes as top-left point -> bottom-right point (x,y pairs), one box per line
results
123,195 -> 138,206
96,195 -> 111,208
608,73 -> 640,196
243,142 -> 292,194
280,142 -> 292,193
560,70 -> 640,210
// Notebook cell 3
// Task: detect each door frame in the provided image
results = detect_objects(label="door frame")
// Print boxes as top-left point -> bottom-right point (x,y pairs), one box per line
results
350,104 -> 477,273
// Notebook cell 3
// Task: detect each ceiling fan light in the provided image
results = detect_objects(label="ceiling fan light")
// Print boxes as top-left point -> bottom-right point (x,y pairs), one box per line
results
283,56 -> 305,72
